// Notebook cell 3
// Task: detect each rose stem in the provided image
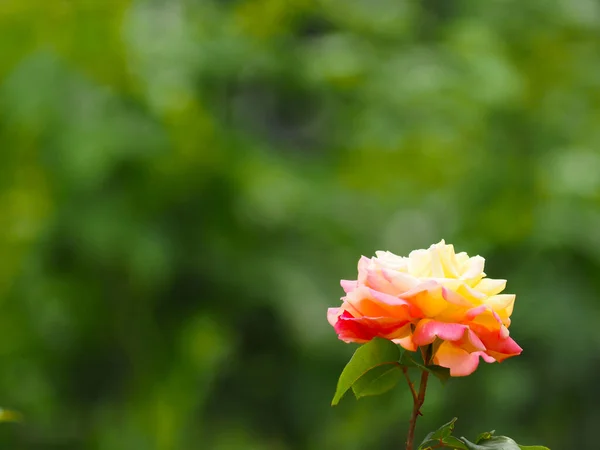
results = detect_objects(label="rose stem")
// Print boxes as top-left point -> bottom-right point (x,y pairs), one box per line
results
405,347 -> 431,450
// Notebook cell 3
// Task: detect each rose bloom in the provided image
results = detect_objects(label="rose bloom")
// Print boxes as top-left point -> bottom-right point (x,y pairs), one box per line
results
327,240 -> 522,376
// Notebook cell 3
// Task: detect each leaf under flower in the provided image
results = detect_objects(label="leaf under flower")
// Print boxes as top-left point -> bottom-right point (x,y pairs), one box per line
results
331,337 -> 401,405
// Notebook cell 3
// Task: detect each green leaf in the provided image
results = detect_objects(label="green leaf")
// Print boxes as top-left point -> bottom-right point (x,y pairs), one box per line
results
427,364 -> 452,384
429,417 -> 458,440
401,352 -> 451,384
331,337 -> 400,405
443,436 -> 470,449
351,364 -> 403,399
419,435 -> 468,450
399,350 -> 417,367
418,418 -> 460,449
460,436 -> 520,450
475,430 -> 495,443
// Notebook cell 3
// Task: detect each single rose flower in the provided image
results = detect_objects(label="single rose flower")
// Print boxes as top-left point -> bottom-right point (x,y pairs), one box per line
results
327,240 -> 522,376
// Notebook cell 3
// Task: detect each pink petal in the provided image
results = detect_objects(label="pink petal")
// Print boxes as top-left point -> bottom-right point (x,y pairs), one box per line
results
441,286 -> 473,307
366,270 -> 394,294
333,311 -> 411,343
486,336 -> 523,361
460,329 -> 486,352
465,305 -> 487,320
473,325 -> 523,362
381,268 -> 420,292
357,256 -> 371,283
433,342 -> 494,377
340,279 -> 358,293
367,288 -> 411,306
327,307 -> 341,327
412,319 -> 468,346
398,279 -> 440,298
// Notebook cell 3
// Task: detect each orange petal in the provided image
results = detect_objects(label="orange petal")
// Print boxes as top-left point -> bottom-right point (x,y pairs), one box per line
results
392,330 -> 417,351
400,281 -> 449,317
433,341 -> 495,377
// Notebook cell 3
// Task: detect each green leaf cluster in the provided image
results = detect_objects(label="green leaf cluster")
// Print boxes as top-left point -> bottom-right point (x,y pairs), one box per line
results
418,419 -> 550,450
331,338 -> 450,405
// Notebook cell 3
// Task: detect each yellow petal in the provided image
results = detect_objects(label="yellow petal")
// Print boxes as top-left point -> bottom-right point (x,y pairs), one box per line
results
401,283 -> 449,317
461,255 -> 485,285
474,278 -> 507,296
407,249 -> 431,277
485,294 -> 516,316
429,245 -> 445,278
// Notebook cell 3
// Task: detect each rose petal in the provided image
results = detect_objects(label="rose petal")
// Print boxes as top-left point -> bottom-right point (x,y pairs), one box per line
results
366,270 -> 394,294
462,255 -> 485,281
412,319 -> 468,346
327,307 -> 341,327
474,278 -> 507,296
392,332 -> 418,351
433,342 -> 494,377
340,279 -> 358,293
407,249 -> 431,277
429,244 -> 445,278
333,311 -> 411,343
399,281 -> 449,317
344,290 -> 396,318
343,287 -> 418,322
486,294 -> 516,315
398,279 -> 440,297
381,268 -> 420,293
455,251 -> 469,265
465,305 -> 488,320
456,283 -> 487,303
357,256 -> 371,284
472,326 -> 523,362
441,286 -> 474,307
374,251 -> 408,270
367,288 -> 411,307
459,329 -> 486,352
485,337 -> 523,362
469,307 -> 504,332
436,242 -> 466,278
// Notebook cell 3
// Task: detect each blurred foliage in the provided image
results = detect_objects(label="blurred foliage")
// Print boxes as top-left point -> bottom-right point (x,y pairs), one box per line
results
1,0 -> 600,448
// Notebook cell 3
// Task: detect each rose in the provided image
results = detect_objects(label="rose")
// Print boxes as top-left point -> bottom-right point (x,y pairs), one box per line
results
327,240 -> 522,376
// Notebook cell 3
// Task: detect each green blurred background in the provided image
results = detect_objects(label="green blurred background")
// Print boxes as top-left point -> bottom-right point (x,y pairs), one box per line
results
1,0 -> 599,448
